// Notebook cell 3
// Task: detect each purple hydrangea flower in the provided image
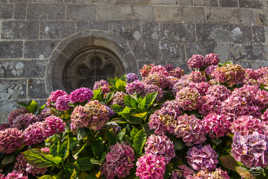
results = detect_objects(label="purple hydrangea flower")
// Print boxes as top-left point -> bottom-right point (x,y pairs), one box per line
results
93,80 -> 110,93
187,144 -> 218,171
55,94 -> 70,111
145,134 -> 175,163
10,113 -> 39,130
46,90 -> 68,107
126,80 -> 145,95
102,143 -> 135,179
0,128 -> 23,154
175,114 -> 206,146
69,87 -> 93,103
176,87 -> 201,111
37,107 -> 52,121
231,132 -> 268,168
187,54 -> 205,70
205,65 -> 217,78
202,113 -> 231,138
111,91 -> 126,106
126,73 -> 139,83
8,108 -> 28,126
144,72 -> 169,89
144,84 -> 163,101
136,154 -> 166,179
45,116 -> 65,135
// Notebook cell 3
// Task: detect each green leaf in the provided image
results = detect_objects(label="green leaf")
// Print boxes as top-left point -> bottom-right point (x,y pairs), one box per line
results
76,157 -> 93,171
145,92 -> 158,108
133,128 -> 147,155
1,155 -> 15,165
91,140 -> 105,159
118,106 -> 132,118
130,128 -> 139,139
115,79 -> 126,91
90,158 -> 102,165
26,100 -> 38,113
38,175 -> 57,179
117,128 -> 126,141
23,148 -> 62,168
131,112 -> 147,119
124,95 -> 138,108
93,89 -> 102,100
73,143 -> 87,160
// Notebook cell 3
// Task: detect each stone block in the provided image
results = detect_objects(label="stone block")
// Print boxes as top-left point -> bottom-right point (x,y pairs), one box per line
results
150,0 -> 177,4
252,26 -> 265,43
238,8 -> 263,26
67,5 -> 96,21
196,24 -> 252,44
24,40 -> 58,58
40,21 -> 76,39
14,3 -> 27,19
0,60 -> 47,78
0,4 -> 13,19
177,0 -> 194,6
1,21 -> 39,40
239,0 -> 263,9
205,7 -> 240,24
32,0 -> 64,3
28,79 -> 48,98
0,101 -> 18,123
0,80 -> 26,101
0,41 -> 23,58
28,4 -> 65,20
194,0 -> 218,6
219,0 -> 238,7
185,41 -> 216,58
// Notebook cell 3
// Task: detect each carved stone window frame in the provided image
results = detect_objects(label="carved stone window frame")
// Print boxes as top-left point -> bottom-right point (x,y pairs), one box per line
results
46,30 -> 137,93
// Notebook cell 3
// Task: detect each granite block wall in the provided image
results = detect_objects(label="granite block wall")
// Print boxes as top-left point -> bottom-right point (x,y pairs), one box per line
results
0,0 -> 268,122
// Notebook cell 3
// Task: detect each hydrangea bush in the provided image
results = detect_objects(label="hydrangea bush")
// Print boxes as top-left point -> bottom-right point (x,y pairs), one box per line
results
1,53 -> 268,179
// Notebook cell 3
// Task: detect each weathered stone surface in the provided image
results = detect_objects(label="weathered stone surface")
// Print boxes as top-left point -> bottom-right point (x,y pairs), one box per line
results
40,21 -> 76,39
0,60 -> 47,78
0,41 -> 23,58
0,101 -> 18,123
1,21 -> 39,39
67,5 -> 96,21
24,40 -> 58,58
0,4 -> 13,19
252,26 -> 265,43
219,0 -> 238,7
205,7 -> 240,24
28,79 -> 48,98
196,24 -> 252,43
194,0 -> 218,6
239,0 -> 263,9
0,80 -> 26,101
14,3 -> 27,19
28,4 -> 65,20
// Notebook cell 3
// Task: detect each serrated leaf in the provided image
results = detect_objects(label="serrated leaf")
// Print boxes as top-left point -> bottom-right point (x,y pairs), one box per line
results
133,129 -> 147,155
23,148 -> 62,168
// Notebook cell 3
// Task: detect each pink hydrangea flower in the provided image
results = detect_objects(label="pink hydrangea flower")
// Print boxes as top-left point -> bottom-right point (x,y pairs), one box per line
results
46,90 -> 67,107
41,147 -> 50,154
166,76 -> 180,89
144,84 -> 163,101
4,171 -> 28,179
188,168 -> 230,179
232,132 -> 268,168
169,67 -> 184,78
45,116 -> 65,135
0,123 -> 9,131
176,87 -> 201,111
189,71 -> 206,83
187,54 -> 205,70
93,80 -> 110,94
136,154 -> 166,179
10,113 -> 39,130
171,165 -> 194,179
0,128 -> 23,154
204,53 -> 220,66
126,80 -> 145,95
255,89 -> 268,107
172,78 -> 191,95
8,108 -> 28,125
202,113 -> 231,138
111,91 -> 126,106
198,95 -> 221,116
262,109 -> 268,121
205,65 -> 217,77
206,85 -> 231,101
145,134 -> 175,163
69,87 -> 93,103
175,114 -> 206,146
149,65 -> 169,76
23,122 -> 48,145
140,64 -> 154,77
189,82 -> 210,96
187,144 -> 218,171
102,143 -> 135,179
144,72 -> 169,89
55,94 -> 70,111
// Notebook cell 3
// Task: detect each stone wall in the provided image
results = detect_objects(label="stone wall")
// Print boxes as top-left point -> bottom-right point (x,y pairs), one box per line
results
0,0 -> 268,122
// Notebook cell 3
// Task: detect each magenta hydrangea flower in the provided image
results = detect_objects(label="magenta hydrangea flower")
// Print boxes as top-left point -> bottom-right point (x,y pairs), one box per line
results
23,122 -> 48,145
160,100 -> 182,119
45,116 -> 65,135
231,115 -> 266,136
144,84 -> 163,101
93,80 -> 110,94
10,113 -> 39,130
126,80 -> 145,95
206,85 -> 231,101
165,64 -> 175,71
231,132 -> 268,168
255,89 -> 268,107
144,72 -> 169,89
190,168 -> 230,179
8,108 -> 28,125
187,144 -> 218,171
102,143 -> 135,179
126,73 -> 139,83
55,94 -> 70,111
171,165 -> 194,179
204,53 -> 220,66
167,76 -> 180,89
187,54 -> 205,70
175,114 -> 206,146
136,153 -> 166,179
189,82 -> 210,96
149,65 -> 169,76
202,113 -> 231,138
262,109 -> 268,121
37,107 -> 52,121
70,100 -> 111,131
189,71 -> 206,83
140,64 -> 154,77
169,67 -> 184,78
172,78 -> 191,95
176,87 -> 201,111
211,64 -> 245,87
46,90 -> 68,107
69,87 -> 93,103
0,128 -> 23,154
111,91 -> 126,106
4,171 -> 28,179
198,95 -> 221,116
205,65 -> 217,78
145,134 -> 175,163
41,147 -> 50,154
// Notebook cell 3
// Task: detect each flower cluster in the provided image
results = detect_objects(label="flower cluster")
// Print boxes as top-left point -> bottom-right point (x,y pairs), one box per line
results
102,143 -> 135,179
8,108 -> 28,125
93,80 -> 110,94
231,132 -> 268,168
55,95 -> 70,111
126,73 -> 139,83
70,100 -> 111,131
0,128 -> 24,154
145,134 -> 175,163
2,171 -> 28,179
111,91 -> 126,106
176,87 -> 201,111
186,145 -> 218,171
188,168 -> 230,179
9,113 -> 39,130
69,87 -> 93,103
136,153 -> 166,179
126,80 -> 145,95
46,90 -> 67,107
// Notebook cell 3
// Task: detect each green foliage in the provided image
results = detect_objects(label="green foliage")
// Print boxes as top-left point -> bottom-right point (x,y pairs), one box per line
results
132,128 -> 147,155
